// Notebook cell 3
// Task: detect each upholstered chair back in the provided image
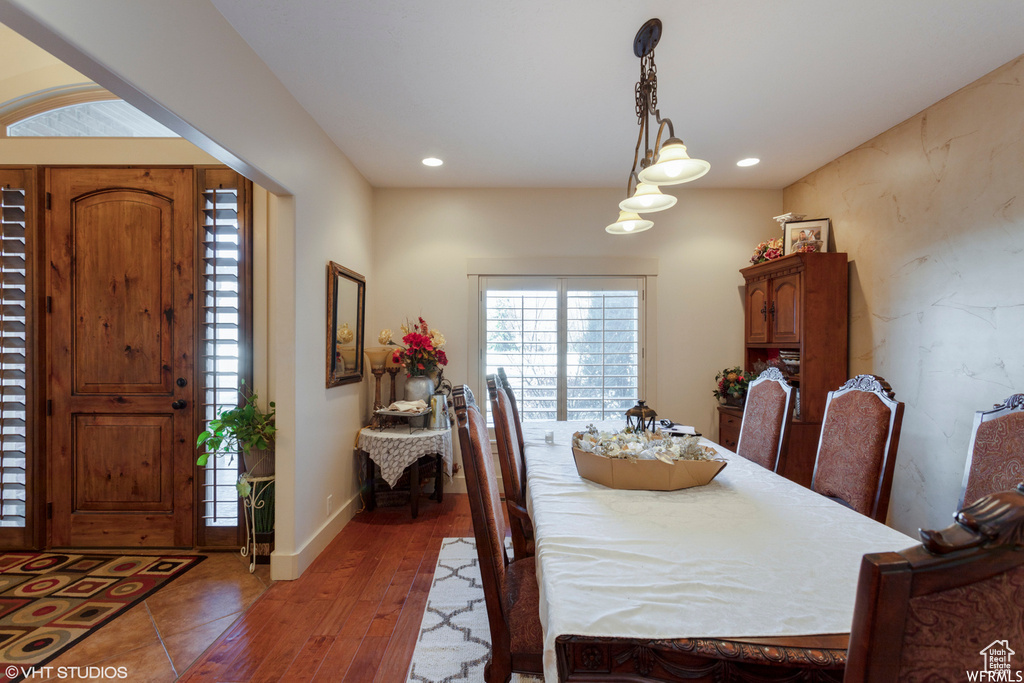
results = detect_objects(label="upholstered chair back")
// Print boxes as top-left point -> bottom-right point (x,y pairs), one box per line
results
488,374 -> 534,558
497,367 -> 525,454
736,367 -> 793,471
961,394 -> 1024,508
812,375 -> 904,522
453,384 -> 544,682
846,484 -> 1024,682
453,385 -> 509,596
489,375 -> 526,501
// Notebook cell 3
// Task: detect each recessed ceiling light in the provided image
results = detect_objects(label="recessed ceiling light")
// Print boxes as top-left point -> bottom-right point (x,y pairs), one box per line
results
422,157 -> 443,167
737,158 -> 760,167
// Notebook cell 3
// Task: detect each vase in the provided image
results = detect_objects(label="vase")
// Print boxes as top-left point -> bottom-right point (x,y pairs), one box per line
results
243,447 -> 275,477
724,395 -> 745,408
405,375 -> 437,428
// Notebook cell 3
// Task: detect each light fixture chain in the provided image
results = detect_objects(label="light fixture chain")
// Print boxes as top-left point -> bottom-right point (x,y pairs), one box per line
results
647,54 -> 658,115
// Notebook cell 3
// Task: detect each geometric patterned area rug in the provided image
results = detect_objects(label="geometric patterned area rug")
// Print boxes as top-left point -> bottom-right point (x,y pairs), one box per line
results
406,537 -> 541,683
0,553 -> 204,683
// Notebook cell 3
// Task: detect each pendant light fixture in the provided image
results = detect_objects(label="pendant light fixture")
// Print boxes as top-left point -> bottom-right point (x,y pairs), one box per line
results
605,210 -> 654,235
606,19 -> 709,235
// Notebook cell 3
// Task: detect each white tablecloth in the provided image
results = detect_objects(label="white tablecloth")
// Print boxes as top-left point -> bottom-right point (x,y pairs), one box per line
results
523,421 -> 917,682
357,426 -> 453,487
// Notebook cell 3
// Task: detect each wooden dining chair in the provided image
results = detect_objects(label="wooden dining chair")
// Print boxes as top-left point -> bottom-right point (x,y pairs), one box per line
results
811,375 -> 905,522
735,367 -> 793,472
959,394 -> 1024,508
487,374 -> 534,559
452,385 -> 544,683
497,367 -> 525,455
845,483 -> 1024,682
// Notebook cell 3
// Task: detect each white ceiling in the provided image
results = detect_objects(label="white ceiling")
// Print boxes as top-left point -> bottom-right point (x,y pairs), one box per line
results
211,0 -> 1024,190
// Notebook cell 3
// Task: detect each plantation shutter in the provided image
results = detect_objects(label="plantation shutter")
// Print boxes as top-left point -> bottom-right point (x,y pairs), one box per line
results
196,168 -> 252,545
0,170 -> 31,535
565,278 -> 643,421
483,278 -> 559,421
482,276 -> 644,422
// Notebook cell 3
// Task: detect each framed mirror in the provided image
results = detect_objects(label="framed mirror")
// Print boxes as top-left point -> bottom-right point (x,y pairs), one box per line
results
326,262 -> 366,387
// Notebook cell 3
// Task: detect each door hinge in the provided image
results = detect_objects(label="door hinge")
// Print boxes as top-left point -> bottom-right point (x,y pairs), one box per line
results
46,296 -> 52,314
46,399 -> 52,416
46,502 -> 53,520
45,192 -> 51,210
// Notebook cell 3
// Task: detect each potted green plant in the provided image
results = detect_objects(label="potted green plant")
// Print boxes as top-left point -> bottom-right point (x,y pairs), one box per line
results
196,383 -> 277,496
252,479 -> 275,564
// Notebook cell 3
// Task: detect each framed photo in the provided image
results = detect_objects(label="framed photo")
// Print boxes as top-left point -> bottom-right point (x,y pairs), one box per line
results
783,218 -> 831,255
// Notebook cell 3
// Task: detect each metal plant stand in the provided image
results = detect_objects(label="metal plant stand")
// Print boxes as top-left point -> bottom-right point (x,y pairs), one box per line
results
240,474 -> 275,573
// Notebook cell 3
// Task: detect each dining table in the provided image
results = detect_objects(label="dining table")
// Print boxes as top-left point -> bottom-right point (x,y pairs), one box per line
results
521,420 -> 918,682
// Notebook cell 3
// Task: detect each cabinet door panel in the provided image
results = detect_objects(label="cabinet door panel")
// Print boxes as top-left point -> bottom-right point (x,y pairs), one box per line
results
771,274 -> 801,344
746,280 -> 770,344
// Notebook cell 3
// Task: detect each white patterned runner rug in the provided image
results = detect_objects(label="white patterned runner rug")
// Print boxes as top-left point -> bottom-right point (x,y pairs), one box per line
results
406,537 -> 542,683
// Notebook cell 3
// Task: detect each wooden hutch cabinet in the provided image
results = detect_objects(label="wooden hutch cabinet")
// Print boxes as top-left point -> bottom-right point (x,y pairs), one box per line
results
725,252 -> 848,486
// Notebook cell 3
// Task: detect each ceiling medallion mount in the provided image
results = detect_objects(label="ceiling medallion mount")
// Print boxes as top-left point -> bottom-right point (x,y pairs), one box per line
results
608,18 -> 710,235
633,18 -> 662,58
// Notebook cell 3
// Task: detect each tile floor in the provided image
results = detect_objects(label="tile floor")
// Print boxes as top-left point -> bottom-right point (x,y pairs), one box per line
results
36,551 -> 271,683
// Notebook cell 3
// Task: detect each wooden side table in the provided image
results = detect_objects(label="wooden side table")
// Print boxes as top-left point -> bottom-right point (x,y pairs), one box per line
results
357,426 -> 453,519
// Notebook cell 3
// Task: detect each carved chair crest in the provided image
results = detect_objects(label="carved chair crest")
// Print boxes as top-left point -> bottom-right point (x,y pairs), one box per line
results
837,374 -> 895,399
755,366 -> 788,383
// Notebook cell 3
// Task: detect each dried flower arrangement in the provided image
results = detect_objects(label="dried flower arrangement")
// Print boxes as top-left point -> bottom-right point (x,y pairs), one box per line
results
572,424 -> 718,464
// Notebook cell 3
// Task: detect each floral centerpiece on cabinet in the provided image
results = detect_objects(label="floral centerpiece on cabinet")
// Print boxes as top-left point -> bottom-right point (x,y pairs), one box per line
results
713,367 -> 749,407
750,237 -> 783,265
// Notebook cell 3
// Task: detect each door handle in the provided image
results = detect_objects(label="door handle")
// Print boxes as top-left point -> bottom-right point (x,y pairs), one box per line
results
171,400 -> 187,410
769,301 -> 776,318
760,303 -> 767,320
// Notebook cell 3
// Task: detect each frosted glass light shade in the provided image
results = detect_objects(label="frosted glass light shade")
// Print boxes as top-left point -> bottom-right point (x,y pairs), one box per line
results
618,182 -> 677,213
637,138 -> 710,185
605,210 -> 654,235
364,346 -> 392,370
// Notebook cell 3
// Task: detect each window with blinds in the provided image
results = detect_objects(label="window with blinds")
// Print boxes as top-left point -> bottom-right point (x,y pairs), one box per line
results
197,169 -> 251,537
483,277 -> 644,421
0,179 -> 28,528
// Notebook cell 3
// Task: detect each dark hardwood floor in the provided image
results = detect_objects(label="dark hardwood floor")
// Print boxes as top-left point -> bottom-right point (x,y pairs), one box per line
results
180,493 -> 475,682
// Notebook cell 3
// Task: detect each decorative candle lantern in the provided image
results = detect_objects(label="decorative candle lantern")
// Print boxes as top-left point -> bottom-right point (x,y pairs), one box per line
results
625,400 -> 658,433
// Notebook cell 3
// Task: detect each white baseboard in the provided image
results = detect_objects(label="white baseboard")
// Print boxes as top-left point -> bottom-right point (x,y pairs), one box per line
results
268,472 -> 490,580
269,491 -> 359,580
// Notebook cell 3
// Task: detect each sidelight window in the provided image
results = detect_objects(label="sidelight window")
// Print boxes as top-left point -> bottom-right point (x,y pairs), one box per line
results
0,181 -> 27,528
197,169 -> 251,535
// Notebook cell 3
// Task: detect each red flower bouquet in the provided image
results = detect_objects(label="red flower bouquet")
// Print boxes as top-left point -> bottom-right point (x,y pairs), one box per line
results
391,317 -> 448,377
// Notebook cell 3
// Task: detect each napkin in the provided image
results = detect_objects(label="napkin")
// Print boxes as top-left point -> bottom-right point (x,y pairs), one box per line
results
385,399 -> 428,413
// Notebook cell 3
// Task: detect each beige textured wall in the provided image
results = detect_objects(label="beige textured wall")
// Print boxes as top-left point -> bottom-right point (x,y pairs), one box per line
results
784,55 -> 1024,535
372,187 -> 782,456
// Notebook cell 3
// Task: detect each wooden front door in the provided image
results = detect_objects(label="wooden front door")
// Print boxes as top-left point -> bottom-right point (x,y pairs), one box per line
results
47,168 -> 195,547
